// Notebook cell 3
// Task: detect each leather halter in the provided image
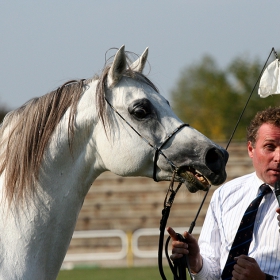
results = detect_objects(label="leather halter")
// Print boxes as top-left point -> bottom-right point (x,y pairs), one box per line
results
104,98 -> 189,181
152,123 -> 189,182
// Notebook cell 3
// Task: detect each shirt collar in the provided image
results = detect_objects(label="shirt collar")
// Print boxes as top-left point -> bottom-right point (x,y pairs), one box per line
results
254,172 -> 273,192
254,172 -> 264,186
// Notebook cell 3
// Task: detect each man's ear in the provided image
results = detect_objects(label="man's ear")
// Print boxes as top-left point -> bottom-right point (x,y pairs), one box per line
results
247,141 -> 254,158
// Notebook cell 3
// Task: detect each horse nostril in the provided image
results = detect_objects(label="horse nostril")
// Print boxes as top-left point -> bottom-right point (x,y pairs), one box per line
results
205,148 -> 227,173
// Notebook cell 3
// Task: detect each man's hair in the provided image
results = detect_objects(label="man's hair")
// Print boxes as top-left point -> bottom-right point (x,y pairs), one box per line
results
247,106 -> 280,145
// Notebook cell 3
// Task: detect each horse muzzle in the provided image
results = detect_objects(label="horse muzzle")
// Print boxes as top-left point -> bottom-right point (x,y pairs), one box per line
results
176,147 -> 228,193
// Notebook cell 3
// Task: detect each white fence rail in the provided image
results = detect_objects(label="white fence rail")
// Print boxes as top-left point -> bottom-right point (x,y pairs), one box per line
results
132,227 -> 202,259
64,230 -> 128,262
64,227 -> 202,264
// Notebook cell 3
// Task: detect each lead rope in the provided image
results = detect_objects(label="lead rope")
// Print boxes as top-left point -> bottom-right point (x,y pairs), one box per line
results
158,47 -> 278,280
158,179 -> 209,280
167,188 -> 210,280
158,171 -> 183,280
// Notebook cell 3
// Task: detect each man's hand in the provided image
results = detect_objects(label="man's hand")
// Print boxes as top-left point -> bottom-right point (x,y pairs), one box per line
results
167,227 -> 202,274
232,255 -> 266,280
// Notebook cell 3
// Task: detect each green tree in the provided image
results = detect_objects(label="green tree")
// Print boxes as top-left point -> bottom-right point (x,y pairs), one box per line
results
171,55 -> 278,141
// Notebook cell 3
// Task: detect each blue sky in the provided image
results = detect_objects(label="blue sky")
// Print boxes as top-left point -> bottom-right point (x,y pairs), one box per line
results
1,1 -> 279,109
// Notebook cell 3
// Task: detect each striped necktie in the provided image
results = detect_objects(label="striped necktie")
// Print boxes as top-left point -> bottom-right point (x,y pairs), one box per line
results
221,184 -> 272,280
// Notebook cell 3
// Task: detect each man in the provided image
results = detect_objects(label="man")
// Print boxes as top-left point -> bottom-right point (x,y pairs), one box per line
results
168,106 -> 280,279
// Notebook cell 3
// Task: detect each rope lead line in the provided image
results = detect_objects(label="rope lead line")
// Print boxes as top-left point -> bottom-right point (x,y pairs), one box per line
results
158,171 -> 183,280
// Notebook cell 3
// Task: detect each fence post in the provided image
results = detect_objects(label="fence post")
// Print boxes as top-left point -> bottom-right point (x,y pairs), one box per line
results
126,231 -> 134,267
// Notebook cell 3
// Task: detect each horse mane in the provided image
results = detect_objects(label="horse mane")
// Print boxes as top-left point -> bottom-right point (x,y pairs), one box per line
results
0,50 -> 159,205
0,79 -> 86,205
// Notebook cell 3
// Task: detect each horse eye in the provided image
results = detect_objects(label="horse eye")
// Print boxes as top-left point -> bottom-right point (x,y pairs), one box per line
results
129,99 -> 153,120
133,107 -> 149,119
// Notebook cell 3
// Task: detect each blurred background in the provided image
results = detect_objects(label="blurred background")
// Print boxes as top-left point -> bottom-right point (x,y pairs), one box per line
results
1,1 -> 280,279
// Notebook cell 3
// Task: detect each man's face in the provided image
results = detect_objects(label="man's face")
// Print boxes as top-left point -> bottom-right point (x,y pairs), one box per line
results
248,123 -> 280,186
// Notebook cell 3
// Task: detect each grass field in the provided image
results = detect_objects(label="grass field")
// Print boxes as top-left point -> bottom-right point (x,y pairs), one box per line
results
57,266 -> 191,280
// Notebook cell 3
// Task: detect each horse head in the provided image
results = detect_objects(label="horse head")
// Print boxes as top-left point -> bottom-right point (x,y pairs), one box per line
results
94,45 -> 228,192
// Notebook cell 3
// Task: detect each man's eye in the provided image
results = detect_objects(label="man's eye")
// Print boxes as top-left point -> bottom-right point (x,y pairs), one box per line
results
265,144 -> 275,150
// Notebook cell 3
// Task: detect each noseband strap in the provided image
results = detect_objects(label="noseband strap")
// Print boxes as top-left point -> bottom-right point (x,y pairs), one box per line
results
153,123 -> 189,182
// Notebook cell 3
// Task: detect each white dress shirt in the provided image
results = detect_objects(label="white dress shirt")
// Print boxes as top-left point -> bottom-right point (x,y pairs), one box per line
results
193,172 -> 280,279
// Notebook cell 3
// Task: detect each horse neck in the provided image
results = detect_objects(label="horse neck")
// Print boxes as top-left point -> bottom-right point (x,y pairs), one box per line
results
0,81 -> 103,280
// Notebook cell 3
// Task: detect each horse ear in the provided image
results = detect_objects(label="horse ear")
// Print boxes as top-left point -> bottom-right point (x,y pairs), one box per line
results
107,45 -> 127,88
130,47 -> 149,73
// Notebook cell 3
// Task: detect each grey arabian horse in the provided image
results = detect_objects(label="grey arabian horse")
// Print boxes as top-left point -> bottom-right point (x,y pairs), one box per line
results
0,46 -> 228,279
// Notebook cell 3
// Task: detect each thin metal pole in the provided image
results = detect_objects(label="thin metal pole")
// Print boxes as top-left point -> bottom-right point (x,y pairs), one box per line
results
226,48 -> 276,150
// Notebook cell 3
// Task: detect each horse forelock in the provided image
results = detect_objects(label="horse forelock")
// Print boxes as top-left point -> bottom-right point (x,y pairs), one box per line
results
0,79 -> 86,205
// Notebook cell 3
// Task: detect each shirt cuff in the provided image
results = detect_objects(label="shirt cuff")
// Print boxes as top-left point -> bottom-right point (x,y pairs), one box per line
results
191,258 -> 211,280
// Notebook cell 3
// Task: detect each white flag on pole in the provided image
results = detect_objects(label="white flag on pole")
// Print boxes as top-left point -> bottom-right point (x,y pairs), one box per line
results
258,59 -> 280,98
